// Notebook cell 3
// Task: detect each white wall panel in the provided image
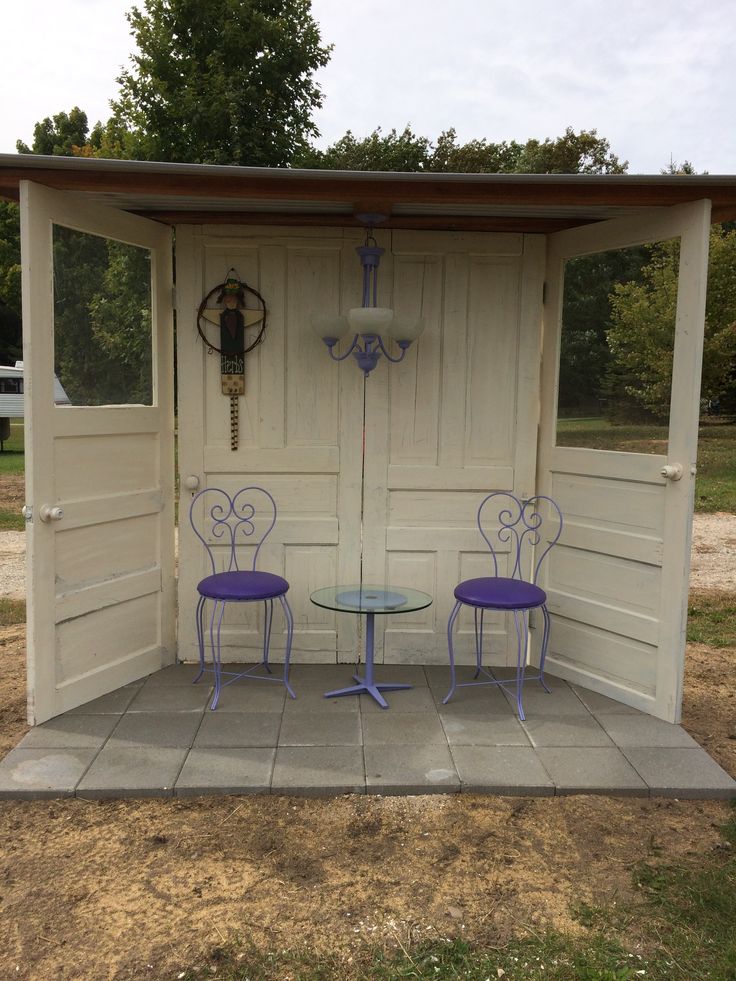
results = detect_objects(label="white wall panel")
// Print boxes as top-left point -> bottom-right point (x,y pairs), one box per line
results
466,258 -> 520,465
286,249 -> 341,446
178,226 -> 544,669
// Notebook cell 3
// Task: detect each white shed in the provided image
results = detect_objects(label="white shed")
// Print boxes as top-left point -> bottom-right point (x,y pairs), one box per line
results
2,155 -> 734,725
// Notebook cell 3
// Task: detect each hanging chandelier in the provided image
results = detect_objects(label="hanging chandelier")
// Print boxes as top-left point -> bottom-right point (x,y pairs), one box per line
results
312,215 -> 424,376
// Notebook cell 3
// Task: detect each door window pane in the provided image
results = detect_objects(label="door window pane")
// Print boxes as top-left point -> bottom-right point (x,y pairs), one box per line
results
52,225 -> 153,406
555,239 -> 680,454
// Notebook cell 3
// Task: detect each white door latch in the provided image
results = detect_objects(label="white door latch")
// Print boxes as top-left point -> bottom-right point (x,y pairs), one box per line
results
39,504 -> 64,522
183,475 -> 200,492
660,463 -> 683,481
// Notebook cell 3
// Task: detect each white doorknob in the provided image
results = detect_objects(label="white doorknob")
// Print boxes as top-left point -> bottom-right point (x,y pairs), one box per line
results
183,475 -> 200,492
39,504 -> 64,522
660,464 -> 683,481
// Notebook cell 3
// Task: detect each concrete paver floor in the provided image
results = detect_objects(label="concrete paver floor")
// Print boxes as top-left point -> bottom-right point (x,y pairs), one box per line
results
1,662 -> 734,800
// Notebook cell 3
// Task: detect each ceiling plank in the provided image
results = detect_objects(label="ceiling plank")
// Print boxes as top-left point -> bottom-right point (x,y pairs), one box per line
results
133,210 -> 593,233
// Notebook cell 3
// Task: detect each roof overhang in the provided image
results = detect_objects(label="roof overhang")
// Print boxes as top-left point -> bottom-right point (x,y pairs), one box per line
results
2,154 -> 735,233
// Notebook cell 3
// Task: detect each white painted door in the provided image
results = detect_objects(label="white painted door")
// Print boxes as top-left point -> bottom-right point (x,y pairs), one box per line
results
20,181 -> 176,724
176,225 -> 544,667
537,201 -> 711,722
363,230 -> 546,667
176,225 -> 364,666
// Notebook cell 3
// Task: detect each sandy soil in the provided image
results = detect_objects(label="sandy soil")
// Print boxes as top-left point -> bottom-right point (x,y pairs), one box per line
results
0,504 -> 734,979
690,511 -> 736,590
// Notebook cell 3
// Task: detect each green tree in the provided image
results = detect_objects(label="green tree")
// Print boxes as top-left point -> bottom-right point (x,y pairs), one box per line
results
300,125 -> 627,175
16,107 -> 91,156
52,228 -> 153,406
558,246 -> 650,415
298,126 -> 432,172
606,227 -> 736,420
3,110 -> 97,366
110,0 -> 331,166
513,126 -> 626,174
0,202 -> 22,363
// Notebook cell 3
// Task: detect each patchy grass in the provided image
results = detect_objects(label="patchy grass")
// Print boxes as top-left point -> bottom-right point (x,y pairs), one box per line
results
630,808 -> 736,980
557,418 -> 736,513
181,811 -> 736,981
688,589 -> 736,648
181,934 -> 645,981
694,422 -> 736,513
0,509 -> 24,531
0,598 -> 25,626
0,421 -> 25,529
0,421 -> 24,476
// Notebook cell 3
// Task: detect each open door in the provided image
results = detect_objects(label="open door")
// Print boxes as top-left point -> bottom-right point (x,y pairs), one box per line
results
537,200 -> 711,722
20,181 -> 176,724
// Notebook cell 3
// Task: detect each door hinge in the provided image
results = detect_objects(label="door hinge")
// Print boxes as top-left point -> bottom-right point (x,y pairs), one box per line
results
171,285 -> 177,310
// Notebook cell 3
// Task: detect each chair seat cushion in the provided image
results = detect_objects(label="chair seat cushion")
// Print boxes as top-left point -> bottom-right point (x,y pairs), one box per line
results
197,570 -> 289,601
454,576 -> 546,610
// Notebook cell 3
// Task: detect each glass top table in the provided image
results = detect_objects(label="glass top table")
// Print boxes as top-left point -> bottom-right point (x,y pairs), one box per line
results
310,584 -> 433,709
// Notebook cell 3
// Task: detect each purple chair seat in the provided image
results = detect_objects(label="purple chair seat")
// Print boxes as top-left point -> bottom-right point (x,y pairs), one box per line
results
455,576 -> 546,610
198,570 -> 289,602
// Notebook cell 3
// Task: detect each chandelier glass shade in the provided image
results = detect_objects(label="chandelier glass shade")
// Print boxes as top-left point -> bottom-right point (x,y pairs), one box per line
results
312,223 -> 424,375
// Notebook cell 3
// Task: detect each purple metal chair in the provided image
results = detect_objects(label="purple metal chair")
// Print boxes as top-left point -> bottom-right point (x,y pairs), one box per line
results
444,493 -> 563,720
189,486 -> 295,709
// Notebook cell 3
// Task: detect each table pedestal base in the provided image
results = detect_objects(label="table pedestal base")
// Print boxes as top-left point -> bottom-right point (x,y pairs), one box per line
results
325,675 -> 412,709
324,610 -> 413,709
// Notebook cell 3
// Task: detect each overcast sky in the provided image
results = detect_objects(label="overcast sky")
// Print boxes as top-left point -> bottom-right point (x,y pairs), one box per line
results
1,0 -> 734,173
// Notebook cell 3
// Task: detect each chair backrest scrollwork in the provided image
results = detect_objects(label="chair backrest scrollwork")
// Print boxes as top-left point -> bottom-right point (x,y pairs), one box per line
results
477,492 -> 563,584
189,486 -> 278,575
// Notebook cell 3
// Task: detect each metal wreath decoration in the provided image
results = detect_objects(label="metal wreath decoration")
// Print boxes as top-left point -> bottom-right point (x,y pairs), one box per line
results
196,269 -> 268,452
196,270 -> 268,356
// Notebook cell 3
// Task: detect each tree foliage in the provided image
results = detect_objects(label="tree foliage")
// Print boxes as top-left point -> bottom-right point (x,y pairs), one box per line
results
299,125 -> 627,174
558,246 -> 650,414
0,202 -> 22,363
110,0 -> 331,166
52,228 -> 153,406
16,107 -> 91,157
605,228 -> 736,420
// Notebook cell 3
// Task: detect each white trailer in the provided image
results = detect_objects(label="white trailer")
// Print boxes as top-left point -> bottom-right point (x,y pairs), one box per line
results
0,361 -> 71,446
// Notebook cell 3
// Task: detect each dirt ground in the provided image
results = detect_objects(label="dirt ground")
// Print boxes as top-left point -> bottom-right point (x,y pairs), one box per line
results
0,515 -> 734,980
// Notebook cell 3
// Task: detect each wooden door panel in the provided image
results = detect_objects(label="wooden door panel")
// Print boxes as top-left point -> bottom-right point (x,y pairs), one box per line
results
21,181 -> 175,723
537,201 -> 711,721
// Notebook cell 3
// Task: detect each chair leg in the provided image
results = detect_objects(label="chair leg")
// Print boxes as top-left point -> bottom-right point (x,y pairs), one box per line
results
443,600 -> 463,704
193,594 -> 206,684
262,599 -> 274,673
279,594 -> 296,699
512,610 -> 528,721
539,605 -> 552,694
473,607 -> 485,678
209,600 -> 226,710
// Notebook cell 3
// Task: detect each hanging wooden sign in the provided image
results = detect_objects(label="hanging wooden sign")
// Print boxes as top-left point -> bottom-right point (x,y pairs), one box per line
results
197,269 -> 267,450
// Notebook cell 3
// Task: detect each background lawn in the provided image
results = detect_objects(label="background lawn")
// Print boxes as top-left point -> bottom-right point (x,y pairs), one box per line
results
0,421 -> 25,475
0,422 -> 26,531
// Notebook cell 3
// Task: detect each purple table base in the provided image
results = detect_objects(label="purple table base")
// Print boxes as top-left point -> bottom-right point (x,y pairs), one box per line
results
324,610 -> 412,709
